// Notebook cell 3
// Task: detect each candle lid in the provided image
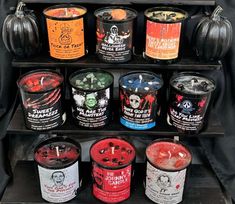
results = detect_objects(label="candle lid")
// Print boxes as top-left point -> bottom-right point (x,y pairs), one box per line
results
69,69 -> 113,91
146,139 -> 192,171
119,71 -> 163,92
94,6 -> 137,22
90,137 -> 135,169
34,137 -> 80,169
170,72 -> 216,95
17,69 -> 64,93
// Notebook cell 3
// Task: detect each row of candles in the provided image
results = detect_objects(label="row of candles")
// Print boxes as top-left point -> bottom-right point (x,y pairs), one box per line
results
17,69 -> 215,135
34,136 -> 192,203
43,4 -> 188,63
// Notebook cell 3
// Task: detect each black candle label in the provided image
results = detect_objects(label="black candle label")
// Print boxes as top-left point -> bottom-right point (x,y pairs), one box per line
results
120,89 -> 159,130
96,21 -> 133,63
71,87 -> 111,128
21,88 -> 65,130
168,90 -> 210,134
92,162 -> 132,203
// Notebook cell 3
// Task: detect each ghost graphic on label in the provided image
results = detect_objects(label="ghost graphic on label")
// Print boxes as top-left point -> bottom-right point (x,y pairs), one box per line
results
129,94 -> 141,109
156,174 -> 171,193
178,100 -> 194,114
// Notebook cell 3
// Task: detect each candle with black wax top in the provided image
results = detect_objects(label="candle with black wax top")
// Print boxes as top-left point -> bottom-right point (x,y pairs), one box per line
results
167,72 -> 216,135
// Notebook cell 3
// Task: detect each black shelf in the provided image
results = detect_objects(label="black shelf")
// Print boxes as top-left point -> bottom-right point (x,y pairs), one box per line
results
7,105 -> 224,137
1,161 -> 226,203
21,0 -> 216,5
12,53 -> 222,71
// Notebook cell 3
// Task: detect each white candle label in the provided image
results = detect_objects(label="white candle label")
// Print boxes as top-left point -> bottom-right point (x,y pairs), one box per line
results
71,87 -> 111,128
145,162 -> 186,204
120,89 -> 159,130
96,21 -> 133,63
38,161 -> 79,203
22,88 -> 65,130
168,92 -> 210,133
92,163 -> 132,203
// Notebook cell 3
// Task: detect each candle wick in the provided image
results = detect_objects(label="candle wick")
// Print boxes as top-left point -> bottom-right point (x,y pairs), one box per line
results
65,8 -> 68,17
40,77 -> 44,85
56,146 -> 59,157
111,147 -> 115,154
168,150 -> 171,159
191,80 -> 194,89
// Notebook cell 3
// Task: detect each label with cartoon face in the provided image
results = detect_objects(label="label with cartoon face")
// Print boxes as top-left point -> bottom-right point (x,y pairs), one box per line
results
96,21 -> 134,63
92,162 -> 132,203
120,88 -> 159,130
71,87 -> 111,128
145,162 -> 187,204
168,89 -> 211,134
38,161 -> 79,203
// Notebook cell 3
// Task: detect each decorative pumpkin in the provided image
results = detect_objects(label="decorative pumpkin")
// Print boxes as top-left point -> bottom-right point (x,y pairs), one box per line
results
192,5 -> 233,62
2,2 -> 41,58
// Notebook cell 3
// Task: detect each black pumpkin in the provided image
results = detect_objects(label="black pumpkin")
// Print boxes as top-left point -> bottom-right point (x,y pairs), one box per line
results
192,6 -> 233,62
2,2 -> 41,58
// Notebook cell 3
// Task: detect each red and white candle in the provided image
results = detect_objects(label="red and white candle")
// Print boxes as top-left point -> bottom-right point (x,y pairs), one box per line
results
90,137 -> 136,203
34,137 -> 81,203
145,139 -> 192,204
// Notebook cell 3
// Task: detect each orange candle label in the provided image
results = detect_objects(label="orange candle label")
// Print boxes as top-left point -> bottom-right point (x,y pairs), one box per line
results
145,20 -> 181,60
46,18 -> 85,60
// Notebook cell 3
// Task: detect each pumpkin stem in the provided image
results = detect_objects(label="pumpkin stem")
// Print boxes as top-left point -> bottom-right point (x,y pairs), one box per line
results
15,1 -> 26,17
211,5 -> 223,20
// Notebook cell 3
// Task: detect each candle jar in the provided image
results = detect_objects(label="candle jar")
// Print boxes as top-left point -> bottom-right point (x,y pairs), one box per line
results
143,7 -> 188,64
17,69 -> 65,131
69,68 -> 114,129
94,6 -> 137,63
119,71 -> 163,130
167,72 -> 216,135
145,138 -> 192,204
34,136 -> 81,203
90,137 -> 136,203
43,4 -> 87,60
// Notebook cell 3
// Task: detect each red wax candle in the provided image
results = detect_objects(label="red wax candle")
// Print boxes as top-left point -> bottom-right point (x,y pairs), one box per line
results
34,137 -> 81,203
145,139 -> 192,204
17,69 -> 65,131
90,137 -> 135,203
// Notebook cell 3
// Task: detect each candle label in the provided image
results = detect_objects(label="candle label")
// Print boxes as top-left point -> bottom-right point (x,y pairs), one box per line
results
168,90 -> 210,133
92,162 -> 132,203
145,20 -> 181,60
120,89 -> 159,130
22,88 -> 65,130
71,87 -> 111,128
38,161 -> 79,203
46,17 -> 85,60
145,161 -> 186,204
96,21 -> 133,63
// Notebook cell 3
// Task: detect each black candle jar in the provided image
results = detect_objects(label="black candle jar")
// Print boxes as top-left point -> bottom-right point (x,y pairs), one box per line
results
143,7 -> 188,64
69,68 -> 114,129
17,69 -> 65,131
34,136 -> 81,203
119,71 -> 163,130
167,72 -> 216,135
94,6 -> 137,63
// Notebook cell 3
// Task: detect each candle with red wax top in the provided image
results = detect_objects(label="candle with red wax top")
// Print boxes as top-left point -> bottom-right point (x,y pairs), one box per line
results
90,137 -> 135,203
17,70 -> 65,131
34,137 -> 81,203
145,139 -> 192,204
